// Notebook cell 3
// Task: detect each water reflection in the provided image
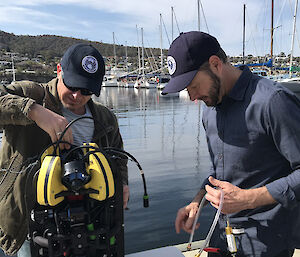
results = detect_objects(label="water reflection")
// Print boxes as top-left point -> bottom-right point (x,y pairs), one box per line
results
94,88 -> 215,254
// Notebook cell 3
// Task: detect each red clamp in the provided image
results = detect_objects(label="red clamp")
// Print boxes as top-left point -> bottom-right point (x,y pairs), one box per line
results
204,247 -> 222,253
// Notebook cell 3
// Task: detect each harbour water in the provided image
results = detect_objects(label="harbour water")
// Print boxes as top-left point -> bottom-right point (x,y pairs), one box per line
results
0,87 -> 215,255
95,87 -> 215,254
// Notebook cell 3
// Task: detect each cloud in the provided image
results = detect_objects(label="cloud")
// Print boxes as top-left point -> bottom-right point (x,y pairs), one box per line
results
0,0 -> 298,56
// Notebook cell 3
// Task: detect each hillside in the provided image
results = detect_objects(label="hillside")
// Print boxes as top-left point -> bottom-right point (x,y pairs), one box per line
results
0,30 -> 164,61
0,30 -> 169,83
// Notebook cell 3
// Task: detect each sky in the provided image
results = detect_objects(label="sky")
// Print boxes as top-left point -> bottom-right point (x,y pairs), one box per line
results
0,0 -> 299,57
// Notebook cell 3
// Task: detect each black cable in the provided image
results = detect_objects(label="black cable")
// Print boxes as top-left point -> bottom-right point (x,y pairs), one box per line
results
63,145 -> 100,162
103,147 -> 142,170
53,116 -> 90,154
38,140 -> 74,163
52,115 -> 111,153
103,147 -> 149,207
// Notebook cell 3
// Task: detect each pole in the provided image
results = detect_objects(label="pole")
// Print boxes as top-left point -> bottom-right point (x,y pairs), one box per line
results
271,0 -> 274,64
243,4 -> 246,64
136,25 -> 141,75
141,28 -> 144,78
171,6 -> 174,41
289,0 -> 298,78
160,14 -> 163,71
113,32 -> 117,68
197,0 -> 200,31
125,41 -> 128,73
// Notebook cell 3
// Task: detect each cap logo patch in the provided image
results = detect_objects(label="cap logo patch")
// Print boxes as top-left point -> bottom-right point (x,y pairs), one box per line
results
167,56 -> 176,75
82,56 -> 98,73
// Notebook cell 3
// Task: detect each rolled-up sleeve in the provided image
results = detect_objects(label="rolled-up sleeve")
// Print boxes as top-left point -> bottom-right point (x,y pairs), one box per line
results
265,90 -> 300,209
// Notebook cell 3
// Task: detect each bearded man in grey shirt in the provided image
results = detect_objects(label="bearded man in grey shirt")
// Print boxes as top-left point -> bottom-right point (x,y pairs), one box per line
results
163,31 -> 300,257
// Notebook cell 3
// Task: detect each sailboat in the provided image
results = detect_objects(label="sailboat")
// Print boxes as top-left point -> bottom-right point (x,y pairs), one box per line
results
276,0 -> 299,82
102,32 -> 127,87
240,1 -> 300,82
134,28 -> 154,89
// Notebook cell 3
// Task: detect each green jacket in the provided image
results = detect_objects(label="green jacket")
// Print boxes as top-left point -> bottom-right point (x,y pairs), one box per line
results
0,78 -> 128,255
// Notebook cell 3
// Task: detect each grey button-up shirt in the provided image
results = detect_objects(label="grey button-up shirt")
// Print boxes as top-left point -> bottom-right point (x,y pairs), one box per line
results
202,66 -> 300,256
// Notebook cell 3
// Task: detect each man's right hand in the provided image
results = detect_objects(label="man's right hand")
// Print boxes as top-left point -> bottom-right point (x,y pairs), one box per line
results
28,103 -> 73,149
175,202 -> 200,234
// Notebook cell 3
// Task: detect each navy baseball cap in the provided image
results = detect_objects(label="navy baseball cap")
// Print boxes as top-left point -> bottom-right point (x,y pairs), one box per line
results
61,43 -> 105,97
162,31 -> 220,94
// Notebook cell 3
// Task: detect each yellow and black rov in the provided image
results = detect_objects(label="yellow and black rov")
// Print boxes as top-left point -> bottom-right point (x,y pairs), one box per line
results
28,118 -> 148,257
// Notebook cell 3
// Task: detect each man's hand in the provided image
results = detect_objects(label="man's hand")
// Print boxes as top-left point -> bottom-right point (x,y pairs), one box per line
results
28,103 -> 73,149
205,176 -> 277,214
175,202 -> 200,234
123,185 -> 130,209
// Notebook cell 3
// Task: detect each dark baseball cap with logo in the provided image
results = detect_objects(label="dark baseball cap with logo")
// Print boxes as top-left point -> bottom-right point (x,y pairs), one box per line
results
162,31 -> 220,94
60,43 -> 105,97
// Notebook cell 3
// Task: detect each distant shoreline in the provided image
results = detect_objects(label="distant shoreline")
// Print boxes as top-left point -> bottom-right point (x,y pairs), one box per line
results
0,73 -> 55,84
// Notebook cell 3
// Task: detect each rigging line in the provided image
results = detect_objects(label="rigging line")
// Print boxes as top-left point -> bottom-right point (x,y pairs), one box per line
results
260,0 -> 269,56
288,0 -> 294,14
245,8 -> 259,57
275,0 -> 288,29
271,0 -> 288,55
295,20 -> 300,53
172,7 -> 181,35
267,0 -> 287,57
114,34 -> 126,64
114,34 -> 120,47
136,24 -> 141,75
114,34 -> 130,62
143,48 -> 155,72
288,0 -> 300,53
243,1 -> 265,57
146,38 -> 159,71
199,0 -> 210,33
146,67 -> 166,74
161,15 -> 171,45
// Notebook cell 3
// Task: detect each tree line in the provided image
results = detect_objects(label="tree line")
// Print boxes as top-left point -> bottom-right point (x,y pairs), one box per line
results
0,30 -> 166,62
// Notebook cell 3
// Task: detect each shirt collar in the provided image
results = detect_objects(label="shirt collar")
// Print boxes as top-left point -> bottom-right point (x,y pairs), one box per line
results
227,65 -> 252,101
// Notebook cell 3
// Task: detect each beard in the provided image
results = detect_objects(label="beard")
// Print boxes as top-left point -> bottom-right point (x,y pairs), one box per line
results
205,69 -> 221,107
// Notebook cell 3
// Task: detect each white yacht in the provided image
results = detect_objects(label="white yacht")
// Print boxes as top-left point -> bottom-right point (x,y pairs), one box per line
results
102,67 -> 127,87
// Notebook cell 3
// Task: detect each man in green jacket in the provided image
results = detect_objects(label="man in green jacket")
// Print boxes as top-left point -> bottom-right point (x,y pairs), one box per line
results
0,43 -> 129,256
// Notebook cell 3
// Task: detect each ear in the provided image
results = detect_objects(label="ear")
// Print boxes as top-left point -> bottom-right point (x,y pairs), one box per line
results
57,63 -> 62,77
208,55 -> 222,75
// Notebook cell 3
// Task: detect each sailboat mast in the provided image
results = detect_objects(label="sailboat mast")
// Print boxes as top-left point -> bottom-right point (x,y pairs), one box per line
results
171,7 -> 174,41
113,32 -> 117,68
160,14 -> 163,70
125,41 -> 128,73
243,4 -> 246,64
136,25 -> 141,75
197,0 -> 200,31
271,0 -> 274,63
141,27 -> 144,77
289,0 -> 298,78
